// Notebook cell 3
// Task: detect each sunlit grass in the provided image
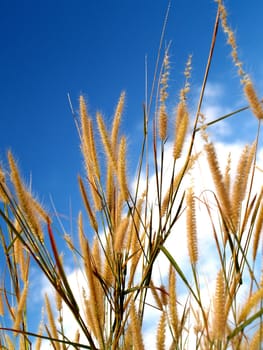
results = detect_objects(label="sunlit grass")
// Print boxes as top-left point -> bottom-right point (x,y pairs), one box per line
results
1,1 -> 263,349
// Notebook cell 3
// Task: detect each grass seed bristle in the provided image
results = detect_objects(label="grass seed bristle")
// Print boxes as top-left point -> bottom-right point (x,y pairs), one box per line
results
186,185 -> 198,265
173,102 -> 189,159
156,311 -> 166,350
243,79 -> 263,120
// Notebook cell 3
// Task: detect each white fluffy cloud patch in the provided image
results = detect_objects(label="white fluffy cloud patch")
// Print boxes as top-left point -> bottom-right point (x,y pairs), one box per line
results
35,96 -> 262,348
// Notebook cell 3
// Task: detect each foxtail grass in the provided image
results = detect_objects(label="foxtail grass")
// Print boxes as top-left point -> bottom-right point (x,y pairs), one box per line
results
1,1 -> 263,349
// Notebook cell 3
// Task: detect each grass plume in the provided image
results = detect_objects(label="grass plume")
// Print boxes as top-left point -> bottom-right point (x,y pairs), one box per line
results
1,1 -> 263,349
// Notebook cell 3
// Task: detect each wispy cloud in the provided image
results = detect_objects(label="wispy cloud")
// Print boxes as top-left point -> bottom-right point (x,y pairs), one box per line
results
34,80 -> 262,349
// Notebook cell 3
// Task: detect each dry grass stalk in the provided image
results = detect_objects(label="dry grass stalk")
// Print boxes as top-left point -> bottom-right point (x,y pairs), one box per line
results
1,2 -> 263,349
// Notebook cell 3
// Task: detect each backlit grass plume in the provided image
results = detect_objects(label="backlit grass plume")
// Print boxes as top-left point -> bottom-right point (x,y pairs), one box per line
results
1,1 -> 263,349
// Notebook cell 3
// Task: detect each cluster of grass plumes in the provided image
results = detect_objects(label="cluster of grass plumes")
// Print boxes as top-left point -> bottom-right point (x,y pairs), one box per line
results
1,1 -> 263,349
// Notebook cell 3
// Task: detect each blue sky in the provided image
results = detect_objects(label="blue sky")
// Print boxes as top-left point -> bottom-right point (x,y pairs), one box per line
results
1,0 -> 263,220
1,0 -> 263,347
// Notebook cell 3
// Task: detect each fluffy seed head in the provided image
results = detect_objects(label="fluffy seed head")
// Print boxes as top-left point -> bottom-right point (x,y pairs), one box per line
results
158,104 -> 168,141
243,79 -> 263,120
129,301 -> 145,350
186,185 -> 198,264
173,102 -> 189,159
117,136 -> 129,200
213,270 -> 226,340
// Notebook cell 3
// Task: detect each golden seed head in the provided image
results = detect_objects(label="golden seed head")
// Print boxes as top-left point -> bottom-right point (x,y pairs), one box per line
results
117,136 -> 129,201
45,294 -> 60,349
186,185 -> 198,265
150,281 -> 163,311
8,151 -> 44,240
159,50 -> 170,104
78,176 -> 98,232
173,101 -> 189,159
0,291 -> 4,316
111,91 -> 125,151
158,104 -> 168,141
204,142 -> 232,223
253,201 -> 263,261
168,265 -> 179,338
114,216 -> 130,252
97,112 -> 118,172
243,79 -> 263,120
216,0 -> 245,78
213,270 -> 226,339
13,282 -> 29,333
156,311 -> 166,350
129,301 -> 145,350
0,165 -> 9,203
238,287 -> 263,323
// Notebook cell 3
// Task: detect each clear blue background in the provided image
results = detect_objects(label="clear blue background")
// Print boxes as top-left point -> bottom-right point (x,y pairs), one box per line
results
0,0 -> 262,233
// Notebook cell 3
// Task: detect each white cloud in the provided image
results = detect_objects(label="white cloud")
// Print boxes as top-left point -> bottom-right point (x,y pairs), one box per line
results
35,84 -> 263,348
203,82 -> 225,99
